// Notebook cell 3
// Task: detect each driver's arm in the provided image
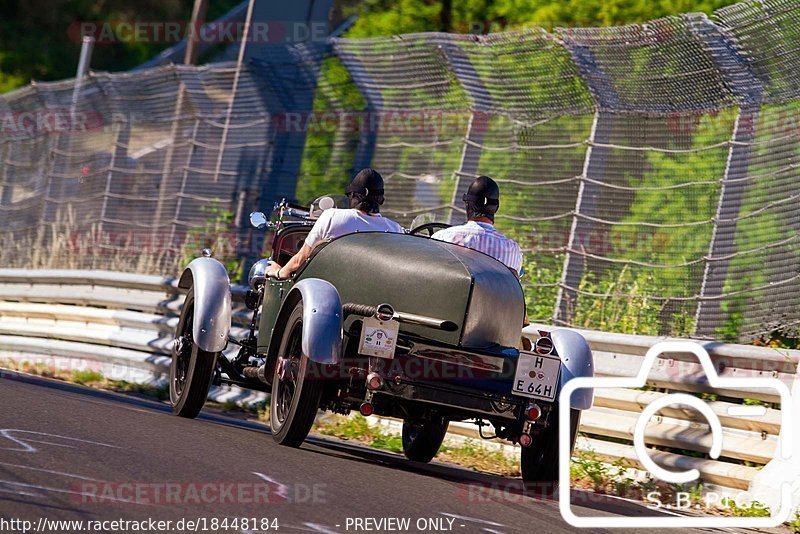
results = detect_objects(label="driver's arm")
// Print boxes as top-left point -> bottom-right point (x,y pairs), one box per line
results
265,209 -> 333,279
265,244 -> 312,279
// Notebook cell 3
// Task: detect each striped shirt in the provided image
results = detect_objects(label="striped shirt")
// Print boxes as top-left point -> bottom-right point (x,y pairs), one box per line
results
432,221 -> 523,275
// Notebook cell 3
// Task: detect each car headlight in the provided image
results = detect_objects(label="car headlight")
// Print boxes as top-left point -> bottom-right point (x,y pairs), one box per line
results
248,259 -> 270,290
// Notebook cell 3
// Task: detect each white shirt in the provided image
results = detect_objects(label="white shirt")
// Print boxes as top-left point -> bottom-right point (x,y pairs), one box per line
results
432,221 -> 523,274
305,208 -> 404,249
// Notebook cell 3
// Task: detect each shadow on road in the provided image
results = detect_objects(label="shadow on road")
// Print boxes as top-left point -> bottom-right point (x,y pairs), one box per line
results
1,370 -> 663,521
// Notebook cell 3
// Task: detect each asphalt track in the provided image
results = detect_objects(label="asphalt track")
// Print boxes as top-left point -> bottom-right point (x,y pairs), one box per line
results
0,371 -> 758,534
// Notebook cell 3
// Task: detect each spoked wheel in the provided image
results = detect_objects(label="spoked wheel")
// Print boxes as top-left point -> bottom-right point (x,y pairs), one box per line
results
170,286 -> 219,418
409,222 -> 450,237
520,407 -> 581,484
270,300 -> 323,447
402,417 -> 449,463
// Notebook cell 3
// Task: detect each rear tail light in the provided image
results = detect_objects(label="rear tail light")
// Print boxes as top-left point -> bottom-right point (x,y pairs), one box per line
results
366,372 -> 383,391
534,336 -> 554,355
359,402 -> 374,416
525,404 -> 542,421
519,433 -> 533,447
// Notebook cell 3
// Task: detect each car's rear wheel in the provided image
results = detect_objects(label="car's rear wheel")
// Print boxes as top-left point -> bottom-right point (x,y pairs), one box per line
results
520,407 -> 581,483
402,417 -> 449,463
170,287 -> 219,418
270,300 -> 323,447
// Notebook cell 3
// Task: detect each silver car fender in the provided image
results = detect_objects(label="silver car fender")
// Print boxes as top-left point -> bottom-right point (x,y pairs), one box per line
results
551,329 -> 595,411
177,257 -> 231,353
282,278 -> 343,365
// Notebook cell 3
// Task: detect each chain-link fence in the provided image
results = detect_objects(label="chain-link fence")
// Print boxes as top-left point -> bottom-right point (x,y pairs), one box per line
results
1,0 -> 798,342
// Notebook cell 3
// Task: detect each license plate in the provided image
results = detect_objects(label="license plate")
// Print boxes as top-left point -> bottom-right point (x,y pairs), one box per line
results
358,316 -> 399,359
512,351 -> 561,401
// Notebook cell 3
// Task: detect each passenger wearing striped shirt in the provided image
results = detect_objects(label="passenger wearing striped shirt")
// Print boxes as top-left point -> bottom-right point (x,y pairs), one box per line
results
431,175 -> 523,275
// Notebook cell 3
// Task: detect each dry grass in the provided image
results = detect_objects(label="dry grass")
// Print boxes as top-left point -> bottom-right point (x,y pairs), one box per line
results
313,413 -> 520,476
0,208 -> 183,274
1,358 -> 170,399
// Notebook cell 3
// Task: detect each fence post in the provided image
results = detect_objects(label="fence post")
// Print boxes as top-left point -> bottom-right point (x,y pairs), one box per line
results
687,14 -> 763,338
436,41 -> 492,224
31,83 -> 62,257
332,41 -> 384,172
97,119 -> 130,239
170,118 -> 201,249
152,66 -> 187,243
212,0 -> 256,185
249,44 -> 328,212
0,141 -> 10,206
552,34 -> 618,325
70,36 -> 94,121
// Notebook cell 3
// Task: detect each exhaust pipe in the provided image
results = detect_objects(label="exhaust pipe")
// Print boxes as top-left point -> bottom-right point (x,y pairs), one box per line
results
242,364 -> 269,384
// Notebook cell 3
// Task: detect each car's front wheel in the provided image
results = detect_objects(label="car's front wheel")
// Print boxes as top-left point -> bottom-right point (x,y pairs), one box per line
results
270,300 -> 323,447
520,407 -> 581,483
402,417 -> 449,463
170,286 -> 219,418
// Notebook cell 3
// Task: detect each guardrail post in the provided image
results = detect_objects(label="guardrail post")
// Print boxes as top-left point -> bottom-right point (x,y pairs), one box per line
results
552,34 -> 618,325
687,14 -> 763,338
748,359 -> 800,515
436,40 -> 492,224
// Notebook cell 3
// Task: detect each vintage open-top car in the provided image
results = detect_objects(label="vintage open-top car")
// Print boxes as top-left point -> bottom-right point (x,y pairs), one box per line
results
170,198 -> 594,482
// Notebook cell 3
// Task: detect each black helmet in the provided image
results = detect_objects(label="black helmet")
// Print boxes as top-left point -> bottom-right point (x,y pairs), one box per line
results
463,175 -> 500,221
346,168 -> 385,214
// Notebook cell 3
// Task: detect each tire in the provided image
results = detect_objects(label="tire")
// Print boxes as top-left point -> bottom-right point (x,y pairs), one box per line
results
402,417 -> 449,463
520,408 -> 581,484
170,287 -> 219,418
270,300 -> 323,447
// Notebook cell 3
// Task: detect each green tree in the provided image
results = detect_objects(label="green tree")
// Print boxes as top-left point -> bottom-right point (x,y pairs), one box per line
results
0,0 -> 239,93
341,0 -> 740,39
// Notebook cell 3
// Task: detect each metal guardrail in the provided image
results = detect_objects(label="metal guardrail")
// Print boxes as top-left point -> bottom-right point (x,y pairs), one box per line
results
0,269 -> 797,493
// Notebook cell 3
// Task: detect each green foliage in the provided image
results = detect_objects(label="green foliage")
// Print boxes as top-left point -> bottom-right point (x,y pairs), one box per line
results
179,204 -> 243,280
317,413 -> 375,439
315,414 -> 402,453
370,430 -> 404,452
0,1 -> 241,93
742,397 -> 770,408
570,448 -> 629,491
343,0 -> 740,38
437,439 -> 519,474
565,265 -> 695,336
637,477 -> 659,494
716,103 -> 800,341
521,253 -> 563,322
669,482 -> 705,504
720,497 -> 771,518
788,511 -> 800,533
107,379 -> 170,400
295,56 -> 367,204
71,369 -> 105,385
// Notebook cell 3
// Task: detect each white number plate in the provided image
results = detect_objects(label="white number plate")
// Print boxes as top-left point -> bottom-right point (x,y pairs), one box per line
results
512,351 -> 561,401
358,316 -> 399,359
